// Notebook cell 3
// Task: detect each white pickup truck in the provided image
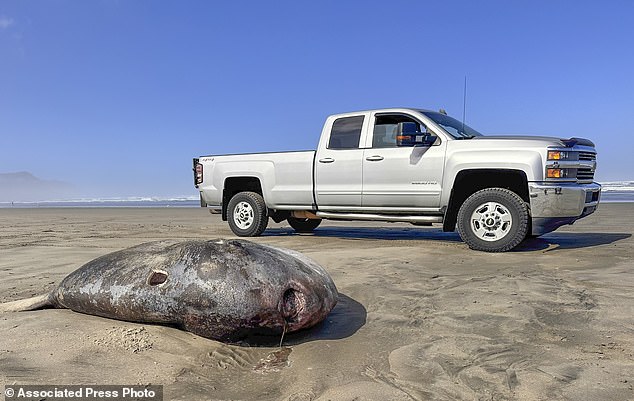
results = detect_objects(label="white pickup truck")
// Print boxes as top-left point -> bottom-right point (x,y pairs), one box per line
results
193,108 -> 600,252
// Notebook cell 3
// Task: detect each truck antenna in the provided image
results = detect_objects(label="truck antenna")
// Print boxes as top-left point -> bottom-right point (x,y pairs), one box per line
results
462,76 -> 467,134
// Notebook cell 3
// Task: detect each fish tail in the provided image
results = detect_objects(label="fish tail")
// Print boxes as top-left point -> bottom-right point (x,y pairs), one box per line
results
0,294 -> 54,312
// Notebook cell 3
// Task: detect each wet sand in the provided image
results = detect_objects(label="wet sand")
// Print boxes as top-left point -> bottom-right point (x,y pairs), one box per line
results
1,204 -> 633,400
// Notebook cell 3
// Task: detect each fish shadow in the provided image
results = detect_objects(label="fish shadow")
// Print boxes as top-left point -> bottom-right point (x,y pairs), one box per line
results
515,232 -> 631,252
264,226 -> 462,242
241,293 -> 367,347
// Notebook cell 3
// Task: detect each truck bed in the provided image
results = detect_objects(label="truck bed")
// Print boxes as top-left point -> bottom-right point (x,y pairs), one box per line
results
197,150 -> 316,209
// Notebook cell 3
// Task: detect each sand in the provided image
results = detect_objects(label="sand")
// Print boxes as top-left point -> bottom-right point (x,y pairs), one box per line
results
1,204 -> 633,400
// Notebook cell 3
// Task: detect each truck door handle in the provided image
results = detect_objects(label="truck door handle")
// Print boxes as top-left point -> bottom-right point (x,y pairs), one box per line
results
319,158 -> 335,163
365,155 -> 384,161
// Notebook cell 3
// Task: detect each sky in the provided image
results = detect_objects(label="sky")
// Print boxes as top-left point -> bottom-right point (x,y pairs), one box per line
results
1,1 -> 633,199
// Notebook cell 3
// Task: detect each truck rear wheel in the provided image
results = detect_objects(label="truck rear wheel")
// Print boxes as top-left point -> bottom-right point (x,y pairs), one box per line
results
287,217 -> 322,233
456,188 -> 528,252
227,191 -> 268,237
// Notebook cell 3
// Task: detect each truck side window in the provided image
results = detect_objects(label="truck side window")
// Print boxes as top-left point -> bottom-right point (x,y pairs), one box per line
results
328,116 -> 365,149
372,115 -> 425,148
372,124 -> 399,148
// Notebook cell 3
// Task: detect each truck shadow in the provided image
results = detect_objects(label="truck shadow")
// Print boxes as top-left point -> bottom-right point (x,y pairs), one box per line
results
242,293 -> 366,346
265,227 -> 463,242
264,227 -> 630,251
515,232 -> 631,251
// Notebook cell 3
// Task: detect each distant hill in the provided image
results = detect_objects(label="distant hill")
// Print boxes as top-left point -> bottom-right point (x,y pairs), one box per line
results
0,172 -> 76,202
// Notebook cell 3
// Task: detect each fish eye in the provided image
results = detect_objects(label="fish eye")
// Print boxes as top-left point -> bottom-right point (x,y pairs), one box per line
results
148,271 -> 168,286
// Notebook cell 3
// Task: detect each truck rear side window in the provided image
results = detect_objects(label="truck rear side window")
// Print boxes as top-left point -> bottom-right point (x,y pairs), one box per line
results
328,116 -> 364,149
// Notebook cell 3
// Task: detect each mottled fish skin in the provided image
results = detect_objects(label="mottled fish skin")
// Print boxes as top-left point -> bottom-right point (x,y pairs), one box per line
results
50,239 -> 338,341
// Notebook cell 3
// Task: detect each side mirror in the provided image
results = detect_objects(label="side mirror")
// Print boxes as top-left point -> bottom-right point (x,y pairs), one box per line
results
396,134 -> 437,147
396,122 -> 437,147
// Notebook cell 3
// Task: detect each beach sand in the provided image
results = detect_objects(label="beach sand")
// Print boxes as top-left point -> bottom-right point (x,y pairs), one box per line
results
1,204 -> 633,400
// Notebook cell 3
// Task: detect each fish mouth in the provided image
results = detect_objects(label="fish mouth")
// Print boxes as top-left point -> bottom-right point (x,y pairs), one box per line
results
281,288 -> 306,326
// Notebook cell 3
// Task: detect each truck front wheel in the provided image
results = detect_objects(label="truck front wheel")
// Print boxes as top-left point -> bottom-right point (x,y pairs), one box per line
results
287,217 -> 322,233
227,191 -> 268,237
456,188 -> 529,252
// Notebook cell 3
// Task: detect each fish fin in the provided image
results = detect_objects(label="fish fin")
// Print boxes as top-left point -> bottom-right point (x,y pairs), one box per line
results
0,294 -> 53,312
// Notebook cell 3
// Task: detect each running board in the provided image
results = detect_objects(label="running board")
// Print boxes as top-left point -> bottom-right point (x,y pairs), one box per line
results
315,211 -> 443,224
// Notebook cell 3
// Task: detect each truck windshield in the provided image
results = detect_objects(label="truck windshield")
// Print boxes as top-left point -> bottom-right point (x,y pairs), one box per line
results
420,111 -> 483,139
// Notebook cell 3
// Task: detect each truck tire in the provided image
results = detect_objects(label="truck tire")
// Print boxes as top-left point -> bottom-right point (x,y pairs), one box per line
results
227,191 -> 268,237
456,188 -> 528,252
287,217 -> 322,233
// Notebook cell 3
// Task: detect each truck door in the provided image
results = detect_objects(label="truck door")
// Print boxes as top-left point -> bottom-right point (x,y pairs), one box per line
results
362,112 -> 446,209
314,114 -> 367,209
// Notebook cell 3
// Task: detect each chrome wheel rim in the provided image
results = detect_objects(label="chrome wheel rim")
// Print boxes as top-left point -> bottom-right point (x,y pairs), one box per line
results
233,201 -> 254,230
470,201 -> 512,241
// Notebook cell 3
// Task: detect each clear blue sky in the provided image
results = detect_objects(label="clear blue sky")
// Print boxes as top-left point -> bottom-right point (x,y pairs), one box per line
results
1,1 -> 633,198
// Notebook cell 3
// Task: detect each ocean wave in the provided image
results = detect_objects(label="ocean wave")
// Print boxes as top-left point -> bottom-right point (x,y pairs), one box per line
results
0,196 -> 200,207
2,196 -> 199,204
2,183 -> 634,207
600,181 -> 634,192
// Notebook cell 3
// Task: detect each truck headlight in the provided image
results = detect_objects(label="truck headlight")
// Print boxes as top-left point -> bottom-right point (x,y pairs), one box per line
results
546,168 -> 575,178
547,168 -> 563,178
547,150 -> 571,160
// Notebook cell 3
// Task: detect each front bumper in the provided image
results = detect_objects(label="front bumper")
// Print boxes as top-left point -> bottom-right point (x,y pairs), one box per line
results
528,182 -> 601,235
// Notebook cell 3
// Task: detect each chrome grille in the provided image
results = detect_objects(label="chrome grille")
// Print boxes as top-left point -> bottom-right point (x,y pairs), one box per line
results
577,167 -> 595,181
579,151 -> 596,161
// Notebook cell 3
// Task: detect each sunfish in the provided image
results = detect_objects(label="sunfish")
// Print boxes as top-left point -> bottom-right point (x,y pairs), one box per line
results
0,239 -> 338,342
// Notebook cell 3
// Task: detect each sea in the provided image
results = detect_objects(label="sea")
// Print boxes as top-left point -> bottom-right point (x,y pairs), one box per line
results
1,182 -> 633,208
0,196 -> 200,208
599,181 -> 634,202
